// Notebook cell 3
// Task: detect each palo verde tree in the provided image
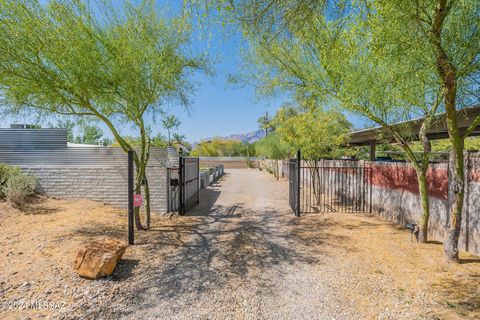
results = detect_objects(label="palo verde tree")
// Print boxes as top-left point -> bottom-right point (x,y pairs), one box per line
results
276,108 -> 351,161
328,11 -> 445,244
225,0 -> 480,252
254,132 -> 290,180
374,0 -> 480,263
0,0 -> 206,230
223,1 -> 442,242
275,106 -> 351,202
336,0 -> 480,259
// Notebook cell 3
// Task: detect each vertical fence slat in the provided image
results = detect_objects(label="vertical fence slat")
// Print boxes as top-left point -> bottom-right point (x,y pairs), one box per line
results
288,155 -> 372,215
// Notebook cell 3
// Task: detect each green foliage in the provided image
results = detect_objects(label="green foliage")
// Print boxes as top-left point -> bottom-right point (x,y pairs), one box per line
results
150,133 -> 169,148
5,174 -> 37,207
0,163 -> 21,199
257,113 -> 274,134
190,138 -> 254,157
50,119 -> 76,142
110,135 -> 162,148
50,120 -> 110,145
0,0 -> 204,154
76,125 -> 103,144
0,0 -> 206,227
162,115 -> 182,146
0,163 -> 36,206
275,108 -> 351,160
409,137 -> 480,153
254,133 -> 290,160
270,104 -> 299,129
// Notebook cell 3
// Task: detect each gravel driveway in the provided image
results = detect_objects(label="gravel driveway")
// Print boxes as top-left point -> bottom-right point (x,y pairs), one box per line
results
4,168 -> 478,319
117,169 -> 357,319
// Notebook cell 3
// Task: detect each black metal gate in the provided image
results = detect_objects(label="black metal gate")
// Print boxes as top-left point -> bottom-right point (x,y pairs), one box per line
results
168,157 -> 200,215
289,151 -> 372,216
289,153 -> 300,216
179,157 -> 200,215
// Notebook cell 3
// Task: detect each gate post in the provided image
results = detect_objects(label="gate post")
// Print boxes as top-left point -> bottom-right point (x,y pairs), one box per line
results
197,158 -> 200,204
296,149 -> 301,217
179,156 -> 184,215
127,150 -> 134,245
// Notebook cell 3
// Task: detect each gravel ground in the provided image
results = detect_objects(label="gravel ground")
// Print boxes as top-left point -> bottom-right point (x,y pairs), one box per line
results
2,169 -> 479,319
113,169 -> 359,320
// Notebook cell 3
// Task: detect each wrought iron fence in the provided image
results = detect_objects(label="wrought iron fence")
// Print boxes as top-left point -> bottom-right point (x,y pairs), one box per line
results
289,151 -> 372,216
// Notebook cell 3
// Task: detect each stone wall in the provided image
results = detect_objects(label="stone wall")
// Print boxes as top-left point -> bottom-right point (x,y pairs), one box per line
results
22,165 -> 168,213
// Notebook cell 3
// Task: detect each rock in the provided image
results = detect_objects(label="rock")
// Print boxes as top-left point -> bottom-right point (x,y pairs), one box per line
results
73,238 -> 127,280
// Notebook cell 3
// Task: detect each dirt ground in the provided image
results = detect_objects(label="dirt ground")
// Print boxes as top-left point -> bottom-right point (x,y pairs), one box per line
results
0,169 -> 479,319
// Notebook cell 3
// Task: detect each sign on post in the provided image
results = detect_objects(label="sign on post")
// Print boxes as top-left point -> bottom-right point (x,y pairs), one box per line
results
133,194 -> 143,207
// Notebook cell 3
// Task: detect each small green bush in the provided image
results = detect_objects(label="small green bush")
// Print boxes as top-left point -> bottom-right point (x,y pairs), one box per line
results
0,164 -> 36,206
5,174 -> 37,206
0,163 -> 22,198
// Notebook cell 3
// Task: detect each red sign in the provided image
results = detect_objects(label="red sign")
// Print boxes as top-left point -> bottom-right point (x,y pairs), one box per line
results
133,194 -> 143,207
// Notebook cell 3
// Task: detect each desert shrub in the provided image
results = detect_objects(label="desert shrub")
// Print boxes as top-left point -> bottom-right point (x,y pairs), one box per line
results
0,163 -> 22,198
4,174 -> 37,206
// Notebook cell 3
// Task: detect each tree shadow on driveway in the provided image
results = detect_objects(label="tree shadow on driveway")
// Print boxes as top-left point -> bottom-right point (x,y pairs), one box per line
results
103,198 -> 353,318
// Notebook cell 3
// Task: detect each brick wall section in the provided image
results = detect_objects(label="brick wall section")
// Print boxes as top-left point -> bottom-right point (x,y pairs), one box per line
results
22,165 -> 168,213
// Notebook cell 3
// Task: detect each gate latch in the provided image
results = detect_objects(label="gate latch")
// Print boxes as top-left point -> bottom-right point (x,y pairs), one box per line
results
170,178 -> 179,187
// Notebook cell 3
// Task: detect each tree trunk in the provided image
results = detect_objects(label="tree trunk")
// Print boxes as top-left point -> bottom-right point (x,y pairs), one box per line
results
133,124 -> 151,231
442,80 -> 464,262
143,177 -> 151,229
430,0 -> 463,262
391,135 -> 432,244
134,179 -> 146,231
417,170 -> 430,243
445,145 -> 464,262
143,137 -> 151,229
416,115 -> 436,243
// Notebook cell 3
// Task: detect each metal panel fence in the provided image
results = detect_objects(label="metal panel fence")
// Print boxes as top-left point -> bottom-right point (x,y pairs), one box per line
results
0,128 -> 67,149
0,146 -> 173,167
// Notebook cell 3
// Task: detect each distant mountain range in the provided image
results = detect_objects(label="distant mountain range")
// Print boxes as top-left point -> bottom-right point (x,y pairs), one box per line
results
222,129 -> 266,144
193,129 -> 266,147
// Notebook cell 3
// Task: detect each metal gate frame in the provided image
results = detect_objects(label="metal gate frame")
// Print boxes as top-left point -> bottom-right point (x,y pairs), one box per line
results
289,150 -> 301,217
289,150 -> 372,216
179,156 -> 200,215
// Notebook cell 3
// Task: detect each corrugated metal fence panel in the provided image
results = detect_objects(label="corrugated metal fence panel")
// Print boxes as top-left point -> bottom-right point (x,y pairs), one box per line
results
65,147 -> 127,166
167,147 -> 179,167
0,129 -> 67,149
149,147 -> 169,167
0,146 -> 170,167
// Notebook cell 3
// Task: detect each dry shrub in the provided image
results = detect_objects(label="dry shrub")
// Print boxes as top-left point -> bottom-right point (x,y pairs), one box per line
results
0,164 -> 37,207
0,163 -> 22,198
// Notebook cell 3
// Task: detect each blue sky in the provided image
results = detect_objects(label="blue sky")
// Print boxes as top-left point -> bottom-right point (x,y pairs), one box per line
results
1,0 -> 365,143
165,29 -> 290,142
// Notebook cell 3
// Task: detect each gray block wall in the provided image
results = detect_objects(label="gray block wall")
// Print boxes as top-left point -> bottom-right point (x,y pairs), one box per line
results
22,165 -> 168,213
